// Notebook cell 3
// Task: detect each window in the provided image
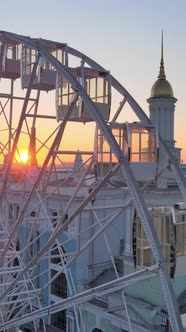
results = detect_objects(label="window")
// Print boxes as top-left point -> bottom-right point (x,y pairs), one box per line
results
51,246 -> 61,265
175,212 -> 186,255
51,269 -> 67,298
51,210 -> 68,228
51,245 -> 67,265
30,211 -> 36,217
120,239 -> 125,255
8,204 -> 13,219
51,211 -> 58,227
50,245 -> 67,330
130,127 -> 156,163
15,205 -> 20,219
134,208 -> 176,277
51,305 -> 66,331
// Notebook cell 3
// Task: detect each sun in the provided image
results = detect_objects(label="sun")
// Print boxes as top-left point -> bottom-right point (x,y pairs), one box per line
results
19,151 -> 28,164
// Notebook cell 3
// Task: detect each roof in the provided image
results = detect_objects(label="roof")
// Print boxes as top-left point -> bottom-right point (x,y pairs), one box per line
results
150,77 -> 174,98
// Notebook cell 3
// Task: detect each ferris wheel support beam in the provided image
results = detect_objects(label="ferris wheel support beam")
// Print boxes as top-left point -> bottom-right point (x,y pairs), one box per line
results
8,79 -> 14,153
0,264 -> 159,331
111,95 -> 127,122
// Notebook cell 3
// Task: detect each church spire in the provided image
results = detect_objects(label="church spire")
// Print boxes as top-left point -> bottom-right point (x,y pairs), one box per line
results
158,30 -> 166,80
148,31 -> 175,99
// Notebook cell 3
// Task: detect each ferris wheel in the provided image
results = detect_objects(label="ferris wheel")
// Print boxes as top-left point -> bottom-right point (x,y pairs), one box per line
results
0,30 -> 185,332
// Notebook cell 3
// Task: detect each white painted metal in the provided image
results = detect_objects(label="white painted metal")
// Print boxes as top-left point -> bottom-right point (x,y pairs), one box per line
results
0,30 -> 184,332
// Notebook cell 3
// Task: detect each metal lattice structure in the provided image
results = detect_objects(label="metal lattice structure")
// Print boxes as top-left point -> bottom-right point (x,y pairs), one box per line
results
0,31 -> 185,332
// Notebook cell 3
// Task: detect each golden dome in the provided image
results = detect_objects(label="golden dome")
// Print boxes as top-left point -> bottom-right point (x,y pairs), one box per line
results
149,31 -> 174,99
150,78 -> 174,98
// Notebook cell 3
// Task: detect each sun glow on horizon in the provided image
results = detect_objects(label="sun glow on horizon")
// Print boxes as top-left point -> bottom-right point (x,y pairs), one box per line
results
16,151 -> 29,164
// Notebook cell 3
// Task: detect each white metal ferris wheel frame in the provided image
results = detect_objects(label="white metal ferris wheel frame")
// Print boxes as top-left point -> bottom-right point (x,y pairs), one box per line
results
0,30 -> 185,331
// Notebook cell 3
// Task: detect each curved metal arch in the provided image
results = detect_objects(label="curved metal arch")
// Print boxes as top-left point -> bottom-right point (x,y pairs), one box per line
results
0,31 -> 184,331
3,30 -> 185,203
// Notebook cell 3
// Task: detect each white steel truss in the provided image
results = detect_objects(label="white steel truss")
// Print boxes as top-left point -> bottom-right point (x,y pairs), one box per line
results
0,30 -> 185,332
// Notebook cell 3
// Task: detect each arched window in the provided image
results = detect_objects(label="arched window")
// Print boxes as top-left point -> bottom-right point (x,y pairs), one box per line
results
8,239 -> 20,268
92,329 -> 104,332
50,244 -> 67,330
51,244 -> 67,265
51,306 -> 66,331
51,269 -> 67,298
51,245 -> 67,298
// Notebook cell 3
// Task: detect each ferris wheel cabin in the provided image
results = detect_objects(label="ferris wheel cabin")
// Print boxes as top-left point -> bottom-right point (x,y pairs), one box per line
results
0,35 -> 21,79
133,204 -> 186,278
56,67 -> 111,122
95,122 -> 159,182
21,41 -> 67,91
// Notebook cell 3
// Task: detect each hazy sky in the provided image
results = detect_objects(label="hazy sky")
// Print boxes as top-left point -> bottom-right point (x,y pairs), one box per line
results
1,0 -> 186,160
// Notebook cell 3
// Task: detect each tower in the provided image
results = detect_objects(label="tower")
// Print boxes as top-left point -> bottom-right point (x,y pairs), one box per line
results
147,32 -> 181,170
